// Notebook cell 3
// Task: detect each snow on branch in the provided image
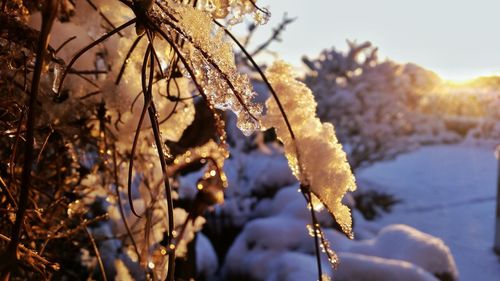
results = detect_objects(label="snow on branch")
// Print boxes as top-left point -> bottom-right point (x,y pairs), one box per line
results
261,61 -> 357,238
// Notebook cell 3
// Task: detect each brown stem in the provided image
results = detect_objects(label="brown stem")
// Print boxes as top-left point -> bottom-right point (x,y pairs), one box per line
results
3,0 -> 60,274
56,18 -> 136,95
112,145 -> 141,258
115,34 -> 145,85
304,188 -> 324,280
127,44 -> 152,218
85,227 -> 108,281
85,0 -> 124,37
144,38 -> 176,281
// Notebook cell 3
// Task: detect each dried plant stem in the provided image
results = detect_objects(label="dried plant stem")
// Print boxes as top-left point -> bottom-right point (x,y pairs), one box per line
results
217,20 -> 311,177
54,35 -> 77,54
84,227 -> 108,281
127,44 -> 153,218
9,108 -> 25,191
112,145 -> 140,258
56,18 -> 136,96
115,34 -> 145,85
2,1 -> 60,277
85,0 -> 124,36
0,234 -> 59,271
151,35 -> 220,276
304,188 -> 324,280
144,40 -> 176,281
0,175 -> 17,209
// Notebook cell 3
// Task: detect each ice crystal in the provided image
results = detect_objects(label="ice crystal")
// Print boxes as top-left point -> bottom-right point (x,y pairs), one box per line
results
172,139 -> 229,189
164,2 -> 262,135
261,61 -> 357,237
67,199 -> 85,218
197,0 -> 263,24
51,61 -> 65,93
253,6 -> 270,25
307,224 -> 339,269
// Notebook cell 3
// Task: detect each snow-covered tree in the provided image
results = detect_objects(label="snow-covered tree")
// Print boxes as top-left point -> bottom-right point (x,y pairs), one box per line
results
303,42 -> 459,170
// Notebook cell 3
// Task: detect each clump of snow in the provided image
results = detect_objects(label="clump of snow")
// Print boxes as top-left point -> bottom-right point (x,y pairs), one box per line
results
262,60 -> 357,237
172,2 -> 263,135
223,248 -> 333,281
218,142 -> 462,281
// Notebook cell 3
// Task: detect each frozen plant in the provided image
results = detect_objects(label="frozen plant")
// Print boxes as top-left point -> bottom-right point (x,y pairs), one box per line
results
0,0 -> 357,280
262,61 -> 357,238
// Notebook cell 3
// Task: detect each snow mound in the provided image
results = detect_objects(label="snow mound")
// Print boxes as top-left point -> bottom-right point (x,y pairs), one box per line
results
196,233 -> 219,280
335,252 -> 439,281
326,224 -> 458,280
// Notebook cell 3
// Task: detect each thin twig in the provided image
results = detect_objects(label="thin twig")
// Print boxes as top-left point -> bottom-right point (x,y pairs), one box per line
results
304,188 -> 323,280
250,14 -> 295,57
56,18 -> 136,95
112,145 -> 141,258
127,44 -> 152,218
85,227 -> 108,281
115,34 -> 145,85
3,0 -> 60,273
85,0 -> 124,37
145,36 -> 177,280
36,128 -> 54,165
0,233 -> 60,271
54,35 -> 77,54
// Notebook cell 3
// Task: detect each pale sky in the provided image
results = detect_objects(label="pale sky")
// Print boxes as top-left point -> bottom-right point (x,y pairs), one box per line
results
241,0 -> 500,81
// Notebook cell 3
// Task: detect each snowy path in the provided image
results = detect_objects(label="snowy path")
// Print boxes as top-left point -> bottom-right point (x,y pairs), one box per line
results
358,144 -> 500,281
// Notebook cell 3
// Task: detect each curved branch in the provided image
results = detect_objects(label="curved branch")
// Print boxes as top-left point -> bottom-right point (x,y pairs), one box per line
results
56,18 -> 136,95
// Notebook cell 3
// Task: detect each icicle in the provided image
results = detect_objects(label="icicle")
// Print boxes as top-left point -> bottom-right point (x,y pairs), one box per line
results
52,62 -> 65,93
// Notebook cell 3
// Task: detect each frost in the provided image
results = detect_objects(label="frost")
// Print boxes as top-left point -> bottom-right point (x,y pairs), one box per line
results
67,199 -> 85,218
198,0 -> 265,24
261,61 -> 357,237
173,208 -> 206,258
168,3 -> 262,135
172,139 -> 229,190
307,224 -> 339,269
253,6 -> 270,25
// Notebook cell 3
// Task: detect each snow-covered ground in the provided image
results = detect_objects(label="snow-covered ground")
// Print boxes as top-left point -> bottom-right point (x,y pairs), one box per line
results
358,144 -> 500,280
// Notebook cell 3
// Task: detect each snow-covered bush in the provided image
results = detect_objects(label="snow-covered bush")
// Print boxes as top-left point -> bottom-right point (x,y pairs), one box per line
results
221,180 -> 458,281
303,42 -> 460,170
426,78 -> 500,144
